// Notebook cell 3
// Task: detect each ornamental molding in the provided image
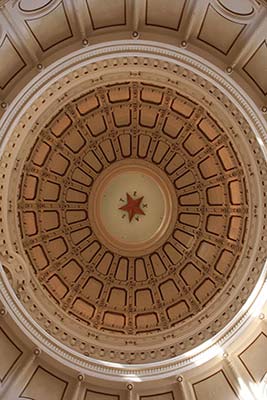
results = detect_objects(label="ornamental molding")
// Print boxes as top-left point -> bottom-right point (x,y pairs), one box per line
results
0,265 -> 267,380
0,41 -> 266,381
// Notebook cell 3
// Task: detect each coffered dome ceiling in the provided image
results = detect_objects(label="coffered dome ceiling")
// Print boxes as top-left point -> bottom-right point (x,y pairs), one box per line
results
0,1 -> 267,399
15,77 -> 254,356
2,53 -> 266,368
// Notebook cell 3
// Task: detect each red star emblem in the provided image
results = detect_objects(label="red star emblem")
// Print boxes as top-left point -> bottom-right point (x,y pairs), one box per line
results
119,193 -> 145,222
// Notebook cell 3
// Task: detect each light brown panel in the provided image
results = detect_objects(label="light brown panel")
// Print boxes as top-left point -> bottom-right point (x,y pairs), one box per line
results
145,0 -> 186,30
193,370 -> 240,400
0,35 -> 26,90
25,2 -> 73,51
140,392 -> 174,400
198,5 -> 245,55
19,0 -> 54,12
0,327 -> 22,382
86,0 -> 126,30
20,366 -> 68,400
243,41 -> 267,95
84,390 -> 120,400
239,332 -> 267,382
217,0 -> 254,16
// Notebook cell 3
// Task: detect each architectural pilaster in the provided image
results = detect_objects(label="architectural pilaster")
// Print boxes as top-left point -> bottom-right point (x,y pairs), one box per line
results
71,375 -> 84,400
175,376 -> 196,400
0,349 -> 40,400
222,354 -> 257,400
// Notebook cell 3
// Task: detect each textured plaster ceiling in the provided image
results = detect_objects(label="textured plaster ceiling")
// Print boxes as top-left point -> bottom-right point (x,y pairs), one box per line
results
0,1 -> 267,400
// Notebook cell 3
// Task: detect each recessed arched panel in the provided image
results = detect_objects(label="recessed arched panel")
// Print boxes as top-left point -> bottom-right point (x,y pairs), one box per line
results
180,263 -> 202,287
112,107 -> 132,127
115,258 -> 129,281
135,289 -> 154,307
87,115 -> 107,137
108,287 -> 127,307
49,153 -> 70,176
50,113 -> 72,137
165,153 -> 185,175
206,185 -> 224,206
167,301 -> 190,322
76,93 -> 100,115
32,141 -> 51,167
134,258 -> 148,281
159,279 -> 180,302
80,241 -> 101,262
72,298 -> 95,320
22,211 -> 38,236
64,129 -> 86,153
183,133 -> 205,156
194,278 -> 217,304
28,244 -> 49,271
83,277 -> 103,300
96,252 -> 114,275
23,175 -> 39,200
60,259 -> 83,283
136,313 -> 158,329
108,85 -> 131,103
150,253 -> 167,276
198,118 -> 221,142
46,274 -> 68,299
138,134 -> 152,158
173,229 -> 194,248
103,312 -> 126,329
139,107 -> 159,128
206,214 -> 225,236
196,241 -> 217,263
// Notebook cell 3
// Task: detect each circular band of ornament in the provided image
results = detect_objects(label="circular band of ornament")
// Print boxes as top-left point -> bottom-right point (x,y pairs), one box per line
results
0,43 -> 265,378
15,77 -> 252,345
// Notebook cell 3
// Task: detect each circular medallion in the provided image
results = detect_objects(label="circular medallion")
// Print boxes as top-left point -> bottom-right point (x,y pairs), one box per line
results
89,160 -> 177,256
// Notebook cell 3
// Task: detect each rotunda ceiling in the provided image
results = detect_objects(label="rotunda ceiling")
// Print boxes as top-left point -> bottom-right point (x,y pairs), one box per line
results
0,0 -> 266,392
0,3 -> 267,400
1,51 -> 265,370
18,80 -> 249,339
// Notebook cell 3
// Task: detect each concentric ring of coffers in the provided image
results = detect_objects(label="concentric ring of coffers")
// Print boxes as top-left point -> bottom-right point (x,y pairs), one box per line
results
2,53 -> 266,365
16,81 -> 252,339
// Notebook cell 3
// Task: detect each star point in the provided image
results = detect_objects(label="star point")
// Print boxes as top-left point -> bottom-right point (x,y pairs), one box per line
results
119,193 -> 145,222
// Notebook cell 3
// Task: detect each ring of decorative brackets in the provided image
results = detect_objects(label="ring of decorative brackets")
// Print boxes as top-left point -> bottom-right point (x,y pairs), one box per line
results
0,41 -> 266,381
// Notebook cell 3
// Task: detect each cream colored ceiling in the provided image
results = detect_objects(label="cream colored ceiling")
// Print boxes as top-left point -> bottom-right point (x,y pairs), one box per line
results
3,54 -> 265,368
0,0 -> 266,110
0,1 -> 267,400
1,310 -> 267,399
